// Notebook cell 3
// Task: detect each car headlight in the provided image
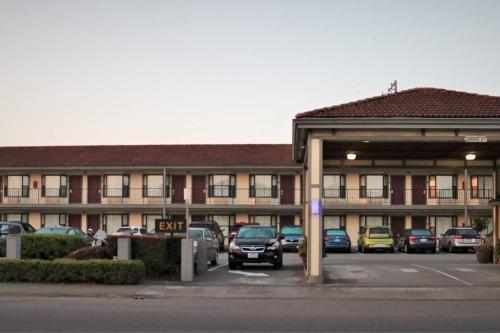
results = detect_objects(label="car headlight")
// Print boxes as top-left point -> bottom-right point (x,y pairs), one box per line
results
267,241 -> 280,251
229,242 -> 241,252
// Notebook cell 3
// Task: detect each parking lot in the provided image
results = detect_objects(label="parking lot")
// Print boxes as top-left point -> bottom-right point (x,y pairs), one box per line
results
195,250 -> 500,288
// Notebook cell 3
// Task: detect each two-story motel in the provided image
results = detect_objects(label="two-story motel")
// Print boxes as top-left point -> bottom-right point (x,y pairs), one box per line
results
0,144 -> 302,239
1,87 -> 500,282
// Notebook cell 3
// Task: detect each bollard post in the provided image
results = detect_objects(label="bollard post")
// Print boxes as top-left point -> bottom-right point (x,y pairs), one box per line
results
196,239 -> 208,274
117,238 -> 132,260
181,238 -> 194,281
6,236 -> 21,259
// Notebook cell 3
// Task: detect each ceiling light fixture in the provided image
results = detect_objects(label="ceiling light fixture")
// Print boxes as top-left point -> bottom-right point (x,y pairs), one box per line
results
465,153 -> 476,161
347,153 -> 357,160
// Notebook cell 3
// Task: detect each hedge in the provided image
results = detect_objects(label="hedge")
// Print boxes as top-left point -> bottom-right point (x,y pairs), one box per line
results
0,259 -> 145,284
1,235 -> 88,260
106,235 -> 181,277
20,234 -> 89,260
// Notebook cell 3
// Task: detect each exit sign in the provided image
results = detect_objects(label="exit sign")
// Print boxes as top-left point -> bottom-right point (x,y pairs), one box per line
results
155,218 -> 187,234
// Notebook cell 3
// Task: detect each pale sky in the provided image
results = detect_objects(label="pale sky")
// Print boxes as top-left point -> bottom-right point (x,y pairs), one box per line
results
1,0 -> 499,146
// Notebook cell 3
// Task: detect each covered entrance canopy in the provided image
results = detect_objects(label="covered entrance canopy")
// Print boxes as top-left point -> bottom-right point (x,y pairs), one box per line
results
293,88 -> 500,284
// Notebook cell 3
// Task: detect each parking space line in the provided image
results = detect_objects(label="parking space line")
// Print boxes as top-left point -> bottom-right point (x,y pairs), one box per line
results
208,263 -> 228,272
411,264 -> 474,286
354,251 -> 364,256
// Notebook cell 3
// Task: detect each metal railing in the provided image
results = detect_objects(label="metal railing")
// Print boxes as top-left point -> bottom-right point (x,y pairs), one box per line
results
0,188 -> 302,206
322,188 -> 494,206
1,187 -> 493,206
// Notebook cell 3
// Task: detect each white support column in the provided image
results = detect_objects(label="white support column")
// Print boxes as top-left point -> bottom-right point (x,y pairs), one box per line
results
306,136 -> 323,284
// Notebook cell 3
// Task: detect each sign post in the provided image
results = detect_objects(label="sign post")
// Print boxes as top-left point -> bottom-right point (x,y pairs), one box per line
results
184,188 -> 191,239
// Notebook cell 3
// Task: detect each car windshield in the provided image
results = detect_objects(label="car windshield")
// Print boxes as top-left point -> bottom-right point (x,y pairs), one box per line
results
0,224 -> 22,235
191,223 -> 215,231
36,228 -> 68,235
237,227 -> 275,239
281,226 -> 303,235
369,228 -> 390,235
411,229 -> 432,236
457,229 -> 479,236
188,229 -> 203,239
326,229 -> 346,236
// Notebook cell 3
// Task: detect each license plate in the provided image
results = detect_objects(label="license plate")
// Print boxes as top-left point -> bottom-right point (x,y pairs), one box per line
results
463,239 -> 473,243
376,244 -> 388,247
247,253 -> 259,259
420,239 -> 428,242
334,239 -> 341,242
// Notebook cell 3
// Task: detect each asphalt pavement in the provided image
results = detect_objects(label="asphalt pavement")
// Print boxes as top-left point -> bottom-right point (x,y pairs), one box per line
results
2,251 -> 500,332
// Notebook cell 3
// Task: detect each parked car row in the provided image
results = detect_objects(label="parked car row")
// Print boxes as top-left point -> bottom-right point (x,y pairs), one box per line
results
356,226 -> 481,254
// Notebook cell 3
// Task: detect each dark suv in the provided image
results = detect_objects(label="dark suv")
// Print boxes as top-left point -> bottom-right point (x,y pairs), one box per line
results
190,220 -> 225,251
228,225 -> 283,270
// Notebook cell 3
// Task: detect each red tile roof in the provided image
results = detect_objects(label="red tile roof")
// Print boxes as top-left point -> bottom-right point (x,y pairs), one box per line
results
0,144 -> 298,168
296,88 -> 500,118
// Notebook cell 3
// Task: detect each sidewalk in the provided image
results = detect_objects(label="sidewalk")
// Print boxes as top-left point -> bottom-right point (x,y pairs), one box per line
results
3,281 -> 500,301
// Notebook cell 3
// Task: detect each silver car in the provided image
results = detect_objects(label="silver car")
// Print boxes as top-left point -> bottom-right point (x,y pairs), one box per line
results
188,227 -> 219,266
439,227 -> 481,253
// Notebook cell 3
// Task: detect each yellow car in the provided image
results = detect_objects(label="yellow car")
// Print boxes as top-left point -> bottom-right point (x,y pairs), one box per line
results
357,226 -> 395,253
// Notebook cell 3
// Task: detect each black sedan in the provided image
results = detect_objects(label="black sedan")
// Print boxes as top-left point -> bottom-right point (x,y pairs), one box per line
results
397,229 -> 436,253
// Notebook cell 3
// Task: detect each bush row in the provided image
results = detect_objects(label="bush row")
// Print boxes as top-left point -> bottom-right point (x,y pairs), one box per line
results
0,259 -> 145,284
0,234 -> 88,260
106,235 -> 181,277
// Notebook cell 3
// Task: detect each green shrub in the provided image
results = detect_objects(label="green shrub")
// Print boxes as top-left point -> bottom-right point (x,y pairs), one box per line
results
0,238 -> 5,257
20,234 -> 88,260
65,246 -> 111,260
0,259 -> 145,284
106,235 -> 181,277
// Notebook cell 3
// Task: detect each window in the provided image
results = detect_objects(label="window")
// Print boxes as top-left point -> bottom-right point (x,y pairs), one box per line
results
429,216 -> 457,236
429,175 -> 457,199
103,175 -> 130,198
143,175 -> 169,197
41,214 -> 67,228
249,215 -> 277,227
359,216 -> 388,232
103,214 -> 129,234
5,175 -> 30,197
207,215 -> 235,238
471,176 -> 493,199
360,175 -> 388,198
323,175 -> 346,198
42,175 -> 67,197
6,213 -> 29,223
142,214 -> 162,232
323,216 -> 346,230
208,175 -> 236,198
250,175 -> 278,198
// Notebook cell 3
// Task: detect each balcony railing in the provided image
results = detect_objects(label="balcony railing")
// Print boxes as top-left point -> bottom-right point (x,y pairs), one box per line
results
1,187 -> 493,207
322,189 -> 494,206
0,188 -> 302,206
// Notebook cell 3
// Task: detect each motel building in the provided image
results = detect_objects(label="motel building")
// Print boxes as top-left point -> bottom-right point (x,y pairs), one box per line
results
1,87 -> 500,284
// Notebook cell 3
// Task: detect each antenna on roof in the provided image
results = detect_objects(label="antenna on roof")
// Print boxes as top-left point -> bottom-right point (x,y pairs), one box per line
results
387,80 -> 398,94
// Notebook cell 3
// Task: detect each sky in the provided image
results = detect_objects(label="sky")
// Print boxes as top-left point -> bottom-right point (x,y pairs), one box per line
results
1,0 -> 499,146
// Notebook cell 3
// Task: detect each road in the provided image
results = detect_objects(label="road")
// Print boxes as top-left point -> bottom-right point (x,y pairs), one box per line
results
1,251 -> 500,332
